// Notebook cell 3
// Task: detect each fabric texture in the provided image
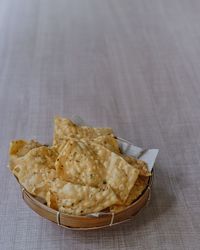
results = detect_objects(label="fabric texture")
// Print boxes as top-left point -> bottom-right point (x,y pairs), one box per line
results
0,0 -> 199,249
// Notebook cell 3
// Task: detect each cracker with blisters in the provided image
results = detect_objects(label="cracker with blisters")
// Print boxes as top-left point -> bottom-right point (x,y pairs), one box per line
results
123,155 -> 151,177
54,134 -> 120,155
53,117 -> 113,145
55,139 -> 106,187
46,179 -> 118,215
110,176 -> 149,213
9,140 -> 42,157
9,146 -> 58,199
9,140 -> 42,171
125,176 -> 149,204
92,135 -> 120,154
87,142 -> 139,202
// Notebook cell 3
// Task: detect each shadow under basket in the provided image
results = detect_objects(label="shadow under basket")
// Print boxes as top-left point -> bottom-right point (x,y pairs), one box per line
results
20,173 -> 153,230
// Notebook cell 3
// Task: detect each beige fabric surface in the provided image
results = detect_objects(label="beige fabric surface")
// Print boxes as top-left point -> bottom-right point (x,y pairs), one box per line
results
0,0 -> 200,249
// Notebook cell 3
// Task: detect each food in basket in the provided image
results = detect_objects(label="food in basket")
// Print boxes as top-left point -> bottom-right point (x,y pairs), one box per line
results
110,176 -> 149,212
9,117 -> 151,216
46,179 -> 118,215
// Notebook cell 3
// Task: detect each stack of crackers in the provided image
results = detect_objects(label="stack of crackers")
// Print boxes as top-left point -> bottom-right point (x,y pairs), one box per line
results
9,117 -> 151,215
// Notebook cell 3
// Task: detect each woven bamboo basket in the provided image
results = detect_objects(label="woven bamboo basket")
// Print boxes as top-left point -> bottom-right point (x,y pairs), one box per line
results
17,137 -> 154,230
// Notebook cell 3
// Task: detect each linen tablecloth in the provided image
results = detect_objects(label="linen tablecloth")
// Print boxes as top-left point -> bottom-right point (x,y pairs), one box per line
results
0,0 -> 199,249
